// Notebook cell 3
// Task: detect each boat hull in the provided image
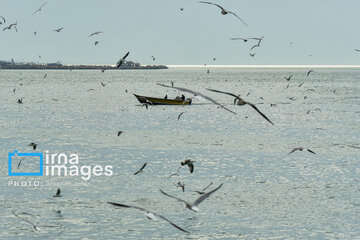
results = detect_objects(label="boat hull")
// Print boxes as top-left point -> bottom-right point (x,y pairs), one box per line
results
134,94 -> 191,105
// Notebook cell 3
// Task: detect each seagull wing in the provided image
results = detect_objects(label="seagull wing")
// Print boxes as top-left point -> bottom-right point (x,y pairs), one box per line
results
201,182 -> 213,192
199,1 -> 225,11
227,11 -> 248,27
154,213 -> 190,234
206,88 -> 241,100
158,84 -> 235,114
177,112 -> 185,120
108,202 -> 189,233
250,44 -> 259,51
288,148 -> 300,154
307,70 -> 313,76
307,149 -> 316,154
159,189 -> 189,205
134,162 -> 147,175
246,102 -> 274,125
193,183 -> 223,207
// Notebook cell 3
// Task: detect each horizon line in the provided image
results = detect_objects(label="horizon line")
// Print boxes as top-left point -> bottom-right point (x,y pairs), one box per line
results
166,64 -> 360,68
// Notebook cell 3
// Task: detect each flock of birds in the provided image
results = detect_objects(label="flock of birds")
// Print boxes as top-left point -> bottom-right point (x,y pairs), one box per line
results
4,0 -> 357,236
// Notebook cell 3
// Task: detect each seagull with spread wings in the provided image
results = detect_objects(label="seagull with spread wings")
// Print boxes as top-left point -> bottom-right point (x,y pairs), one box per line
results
32,2 -> 47,16
88,31 -> 104,37
12,211 -> 59,231
157,83 -> 235,114
288,147 -> 316,155
107,202 -> 190,233
160,183 -> 223,212
199,1 -> 248,27
0,16 -> 5,24
206,88 -> 274,125
54,27 -> 63,32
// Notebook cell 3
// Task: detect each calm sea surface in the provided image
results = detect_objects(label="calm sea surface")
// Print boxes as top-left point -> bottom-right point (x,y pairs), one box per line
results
0,67 -> 359,239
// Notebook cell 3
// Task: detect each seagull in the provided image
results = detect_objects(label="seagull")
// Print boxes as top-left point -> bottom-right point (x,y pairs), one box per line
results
160,183 -> 223,212
28,143 -> 37,150
133,162 -> 147,175
95,41 -> 99,46
3,22 -> 17,32
206,88 -> 274,125
307,70 -> 313,76
13,88 -> 16,94
117,51 -> 130,68
101,68 -> 106,73
0,16 -> 5,24
180,8 -> 184,11
230,37 -> 248,42
284,75 -> 293,81
250,53 -> 256,57
101,82 -> 107,87
288,147 -> 316,154
177,182 -> 185,192
34,31 -> 37,35
17,98 -> 23,104
54,27 -> 63,32
88,31 -> 104,37
298,82 -> 304,87
107,202 -> 190,233
354,49 -> 360,52
199,1 -> 248,27
177,112 -> 185,120
12,211 -> 59,231
181,159 -> 195,173
117,131 -> 123,136
53,188 -> 61,197
32,2 -> 47,15
43,73 -> 47,79
157,83 -> 236,114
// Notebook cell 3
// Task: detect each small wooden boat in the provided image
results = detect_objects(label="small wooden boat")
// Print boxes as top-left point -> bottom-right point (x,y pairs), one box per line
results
134,94 -> 192,105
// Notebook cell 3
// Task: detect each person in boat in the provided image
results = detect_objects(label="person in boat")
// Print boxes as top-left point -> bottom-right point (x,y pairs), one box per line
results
175,96 -> 181,100
164,95 -> 168,99
181,94 -> 185,101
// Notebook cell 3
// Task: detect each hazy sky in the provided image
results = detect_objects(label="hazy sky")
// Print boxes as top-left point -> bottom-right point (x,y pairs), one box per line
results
1,0 -> 359,65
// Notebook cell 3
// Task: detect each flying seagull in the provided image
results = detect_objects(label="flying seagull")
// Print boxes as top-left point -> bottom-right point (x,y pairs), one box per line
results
133,162 -> 147,175
88,31 -> 104,37
307,70 -> 313,76
54,27 -> 63,32
3,22 -> 17,32
117,131 -> 123,136
157,83 -> 236,114
107,202 -> 190,233
0,16 -> 5,24
12,211 -> 59,231
199,1 -> 248,27
168,166 -> 181,178
101,82 -> 107,87
250,53 -> 256,57
230,37 -> 248,42
160,183 -> 223,212
284,75 -> 293,81
53,188 -> 61,197
28,142 -> 37,150
17,98 -> 23,104
206,88 -> 274,125
354,49 -> 360,52
95,41 -> 99,46
32,2 -> 47,16
181,159 -> 195,173
288,147 -> 316,154
117,51 -> 130,68
43,73 -> 47,79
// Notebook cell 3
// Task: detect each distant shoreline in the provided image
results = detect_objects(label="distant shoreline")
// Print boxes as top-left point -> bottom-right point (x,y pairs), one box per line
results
0,64 -> 168,70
